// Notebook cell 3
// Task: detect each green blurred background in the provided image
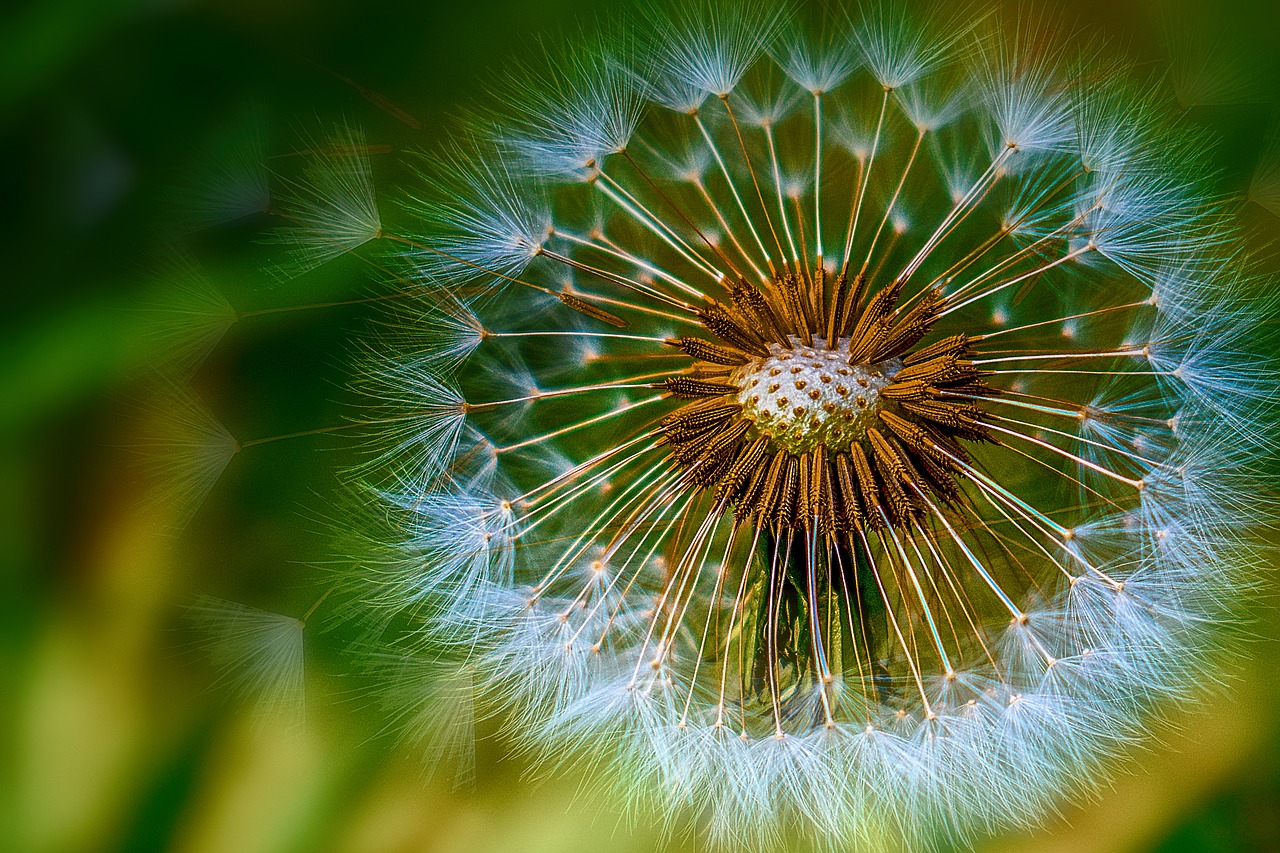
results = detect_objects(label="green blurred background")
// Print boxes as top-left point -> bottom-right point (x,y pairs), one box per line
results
3,0 -> 1279,851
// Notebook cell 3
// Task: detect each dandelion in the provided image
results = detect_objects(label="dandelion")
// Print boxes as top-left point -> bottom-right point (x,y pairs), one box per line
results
170,104 -> 271,233
139,382 -> 238,528
1159,4 -> 1264,108
285,1 -> 1275,848
361,649 -> 479,787
1249,117 -> 1280,219
270,121 -> 383,279
188,595 -> 316,723
137,248 -> 238,380
139,130 -> 454,521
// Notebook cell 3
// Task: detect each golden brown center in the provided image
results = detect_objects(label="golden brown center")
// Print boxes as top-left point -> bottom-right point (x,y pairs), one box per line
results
655,270 -> 998,535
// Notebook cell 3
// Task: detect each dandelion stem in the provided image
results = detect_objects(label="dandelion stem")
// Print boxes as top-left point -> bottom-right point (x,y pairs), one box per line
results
763,123 -> 800,269
940,244 -> 1093,316
915,492 -> 1026,619
237,421 -> 367,449
987,435 -> 1131,512
513,431 -> 658,506
694,113 -> 775,275
690,178 -> 767,282
860,526 -> 934,716
913,521 -> 1003,674
764,537 -> 787,733
681,523 -> 738,724
987,423 -> 1145,489
862,126 -> 926,275
884,522 -> 953,675
553,229 -> 704,300
804,527 -> 836,724
813,91 -> 824,265
382,234 -> 554,296
236,289 -> 415,320
995,413 -> 1163,466
299,587 -> 334,626
488,330 -> 671,345
601,164 -> 730,283
720,95 -> 788,275
898,146 -> 1014,285
466,372 -> 676,412
975,300 -> 1151,340
566,288 -> 701,326
973,347 -> 1146,365
841,88 -> 891,276
494,395 -> 662,455
538,247 -> 696,311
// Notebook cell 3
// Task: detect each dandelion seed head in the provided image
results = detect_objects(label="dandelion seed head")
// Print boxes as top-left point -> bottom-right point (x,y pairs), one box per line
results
336,2 -> 1279,848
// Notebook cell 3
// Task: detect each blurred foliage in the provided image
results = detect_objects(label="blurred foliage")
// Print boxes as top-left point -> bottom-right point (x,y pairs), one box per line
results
1,0 -> 1278,852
